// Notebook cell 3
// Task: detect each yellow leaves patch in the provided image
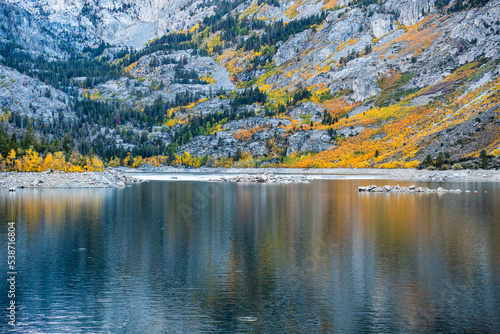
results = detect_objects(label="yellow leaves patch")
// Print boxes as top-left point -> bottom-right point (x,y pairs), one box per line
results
189,24 -> 199,33
233,129 -> 253,141
322,0 -> 340,10
240,2 -> 265,20
0,149 -> 105,172
200,73 -> 216,85
124,61 -> 138,74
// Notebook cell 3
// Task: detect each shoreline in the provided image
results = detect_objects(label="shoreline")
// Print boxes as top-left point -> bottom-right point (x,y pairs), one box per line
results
0,170 -> 144,189
120,166 -> 500,183
1,167 -> 499,189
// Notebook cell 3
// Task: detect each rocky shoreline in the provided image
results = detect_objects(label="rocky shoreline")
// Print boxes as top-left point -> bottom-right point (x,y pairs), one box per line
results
122,165 -> 500,183
209,173 -> 310,184
358,184 -> 463,193
0,170 -> 144,189
2,167 -> 500,189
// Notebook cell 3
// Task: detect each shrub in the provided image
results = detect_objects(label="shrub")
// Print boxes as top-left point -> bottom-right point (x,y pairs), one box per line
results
405,161 -> 420,168
440,164 -> 448,170
427,166 -> 436,170
452,163 -> 463,170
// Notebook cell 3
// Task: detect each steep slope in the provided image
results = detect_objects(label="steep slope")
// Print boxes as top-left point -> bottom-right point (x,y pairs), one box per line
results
0,65 -> 74,123
4,0 -> 217,49
0,2 -> 69,57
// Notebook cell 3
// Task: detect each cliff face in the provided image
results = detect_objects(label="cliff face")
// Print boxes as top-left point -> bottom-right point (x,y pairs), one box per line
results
0,0 -> 499,168
4,0 -> 215,49
0,2 -> 65,57
383,0 -> 436,26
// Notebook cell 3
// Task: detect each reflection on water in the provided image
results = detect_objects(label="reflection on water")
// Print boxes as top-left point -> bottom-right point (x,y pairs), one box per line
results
1,180 -> 499,333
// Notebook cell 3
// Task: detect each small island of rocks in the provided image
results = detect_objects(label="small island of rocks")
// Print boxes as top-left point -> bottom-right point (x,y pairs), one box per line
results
209,173 -> 310,184
358,185 -> 463,193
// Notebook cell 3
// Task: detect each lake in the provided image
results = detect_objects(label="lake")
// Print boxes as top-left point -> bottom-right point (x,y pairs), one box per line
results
1,179 -> 500,333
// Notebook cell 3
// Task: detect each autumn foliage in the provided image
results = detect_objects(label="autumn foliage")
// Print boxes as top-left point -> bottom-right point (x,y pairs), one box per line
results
0,149 -> 105,172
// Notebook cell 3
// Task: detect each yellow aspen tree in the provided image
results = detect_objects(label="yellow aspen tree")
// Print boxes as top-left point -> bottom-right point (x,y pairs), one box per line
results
90,156 -> 105,171
13,158 -> 22,172
132,156 -> 143,168
24,148 -> 42,172
6,149 -> 16,170
43,153 -> 54,170
53,152 -> 66,171
0,153 -> 5,171
108,156 -> 121,167
123,153 -> 131,167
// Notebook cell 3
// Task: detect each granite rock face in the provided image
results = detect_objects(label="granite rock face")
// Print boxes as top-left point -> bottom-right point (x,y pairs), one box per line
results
5,0 -> 216,49
371,13 -> 395,38
0,2 -> 64,57
383,0 -> 436,27
262,0 -> 500,107
287,102 -> 324,123
222,117 -> 290,130
286,130 -> 335,155
178,125 -> 288,158
353,75 -> 380,102
273,30 -> 313,67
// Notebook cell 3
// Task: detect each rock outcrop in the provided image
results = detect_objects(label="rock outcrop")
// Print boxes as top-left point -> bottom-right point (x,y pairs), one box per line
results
287,130 -> 335,155
178,127 -> 288,158
358,184 -> 463,193
273,30 -> 313,66
383,0 -> 436,27
337,126 -> 366,138
371,14 -> 395,38
222,117 -> 291,130
353,75 -> 380,102
210,173 -> 310,183
287,102 -> 324,123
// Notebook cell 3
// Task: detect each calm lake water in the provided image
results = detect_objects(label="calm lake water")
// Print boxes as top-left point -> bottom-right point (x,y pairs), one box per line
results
1,179 -> 500,333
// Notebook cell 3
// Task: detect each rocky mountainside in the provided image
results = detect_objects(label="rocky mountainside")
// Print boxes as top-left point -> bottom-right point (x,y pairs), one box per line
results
4,0 -> 216,49
0,0 -> 499,170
